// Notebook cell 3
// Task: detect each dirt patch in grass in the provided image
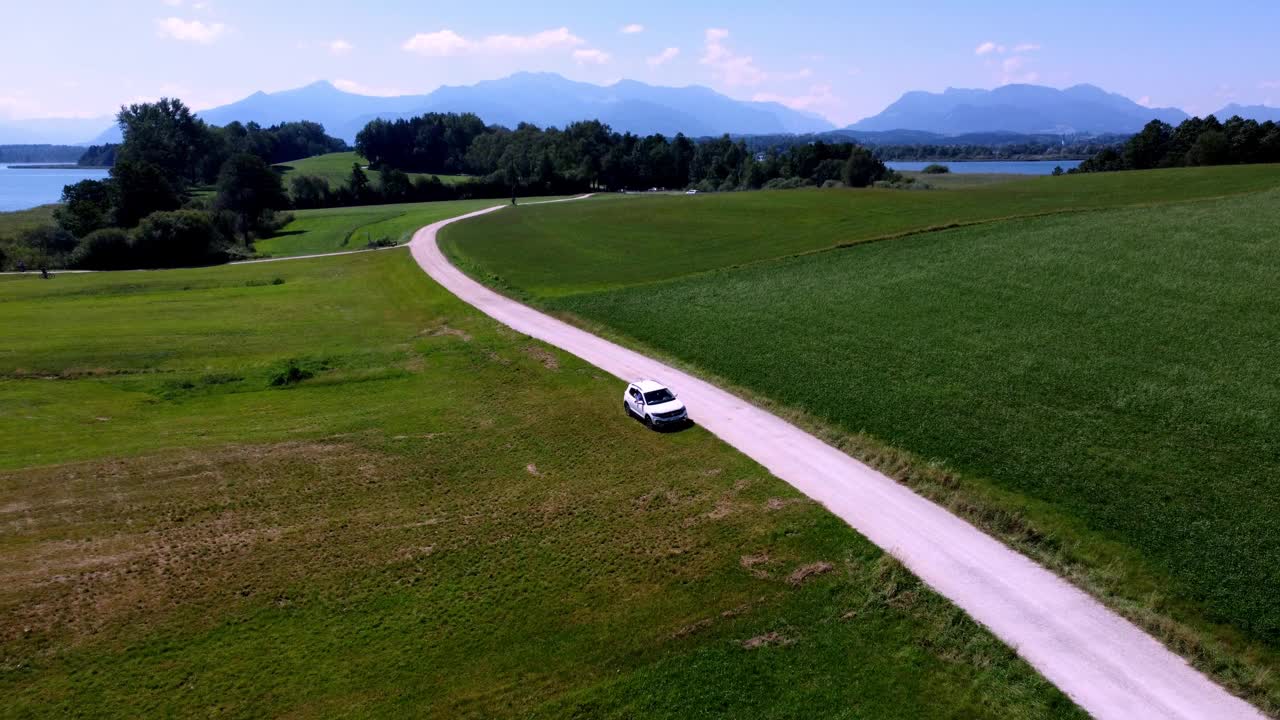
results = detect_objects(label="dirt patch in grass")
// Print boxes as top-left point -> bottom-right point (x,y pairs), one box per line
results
765,497 -> 810,511
787,561 -> 834,586
740,553 -> 771,579
423,321 -> 472,342
523,346 -> 560,370
743,631 -> 792,650
0,440 -> 401,647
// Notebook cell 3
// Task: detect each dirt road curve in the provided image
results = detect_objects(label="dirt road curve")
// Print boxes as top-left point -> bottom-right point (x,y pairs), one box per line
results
411,201 -> 1263,720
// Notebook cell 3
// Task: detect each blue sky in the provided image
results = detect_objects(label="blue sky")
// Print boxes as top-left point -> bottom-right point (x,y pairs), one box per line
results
4,0 -> 1278,125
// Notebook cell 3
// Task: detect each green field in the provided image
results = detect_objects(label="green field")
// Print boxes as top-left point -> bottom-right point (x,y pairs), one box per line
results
258,199 -> 509,257
442,164 -> 1280,296
0,251 -> 1081,717
443,166 -> 1280,711
275,151 -> 470,189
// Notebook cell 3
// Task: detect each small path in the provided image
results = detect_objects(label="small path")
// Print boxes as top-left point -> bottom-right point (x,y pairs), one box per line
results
409,200 -> 1264,720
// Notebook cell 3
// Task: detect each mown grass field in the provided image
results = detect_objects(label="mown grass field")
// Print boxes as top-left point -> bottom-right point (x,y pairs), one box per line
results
442,164 -> 1280,296
275,151 -> 470,189
257,199 -> 508,257
0,251 -> 1081,718
444,168 -> 1280,712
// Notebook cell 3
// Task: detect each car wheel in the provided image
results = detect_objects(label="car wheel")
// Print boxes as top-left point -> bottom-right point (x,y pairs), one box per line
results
623,401 -> 632,417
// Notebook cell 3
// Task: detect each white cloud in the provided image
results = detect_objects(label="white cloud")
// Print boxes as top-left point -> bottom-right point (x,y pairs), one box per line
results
1000,55 -> 1039,84
333,79 -> 406,97
403,27 -> 584,56
700,28 -> 767,87
978,41 -> 1040,56
155,17 -> 226,44
329,39 -> 353,55
647,47 -> 679,66
621,23 -> 644,34
752,84 -> 836,112
1137,96 -> 1152,107
1260,80 -> 1280,90
572,48 -> 611,65
161,0 -> 183,6
402,29 -> 469,56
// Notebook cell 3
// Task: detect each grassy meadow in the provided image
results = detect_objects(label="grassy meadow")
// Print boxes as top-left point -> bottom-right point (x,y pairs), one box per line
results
257,199 -> 509,257
0,204 -> 56,239
0,251 -> 1081,717
442,164 -> 1280,296
443,166 -> 1280,711
275,151 -> 470,189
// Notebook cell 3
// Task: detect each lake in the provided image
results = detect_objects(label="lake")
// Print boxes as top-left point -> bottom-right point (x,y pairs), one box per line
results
0,164 -> 110,213
886,160 -> 1083,175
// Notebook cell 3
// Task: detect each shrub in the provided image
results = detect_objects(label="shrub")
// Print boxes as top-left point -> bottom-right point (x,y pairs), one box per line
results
842,146 -> 889,188
70,228 -> 133,270
130,210 -> 229,269
267,357 -> 329,387
922,164 -> 951,174
821,179 -> 846,189
14,225 -> 78,269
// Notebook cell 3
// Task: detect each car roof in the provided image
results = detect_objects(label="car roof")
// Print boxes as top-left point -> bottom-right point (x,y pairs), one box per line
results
632,379 -> 669,392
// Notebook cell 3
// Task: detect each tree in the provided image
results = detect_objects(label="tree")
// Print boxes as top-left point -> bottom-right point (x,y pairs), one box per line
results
842,146 -> 886,187
115,98 -> 212,187
1124,120 -> 1173,170
110,159 -> 183,228
214,153 -> 288,242
347,163 -> 371,200
1186,130 -> 1229,166
17,225 -> 78,267
289,175 -> 332,209
69,228 -> 133,270
54,179 -> 113,238
130,210 -> 228,268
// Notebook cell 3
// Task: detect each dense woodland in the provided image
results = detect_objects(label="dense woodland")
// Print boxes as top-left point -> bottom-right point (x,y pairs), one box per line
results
1074,115 -> 1280,172
291,117 -> 892,209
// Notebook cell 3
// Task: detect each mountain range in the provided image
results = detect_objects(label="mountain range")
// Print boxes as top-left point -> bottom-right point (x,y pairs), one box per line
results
1,73 -> 1277,145
848,84 -> 1191,135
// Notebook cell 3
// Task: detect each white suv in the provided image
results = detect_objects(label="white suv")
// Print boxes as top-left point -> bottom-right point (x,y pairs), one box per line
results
623,379 -> 689,428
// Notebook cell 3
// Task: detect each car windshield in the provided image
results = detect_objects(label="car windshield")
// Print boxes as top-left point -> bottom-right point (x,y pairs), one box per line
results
643,389 -> 675,404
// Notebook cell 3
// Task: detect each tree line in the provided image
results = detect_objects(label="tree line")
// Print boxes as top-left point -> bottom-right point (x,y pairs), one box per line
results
0,145 -> 87,163
349,114 -> 889,199
1073,115 -> 1280,173
866,140 -> 1119,161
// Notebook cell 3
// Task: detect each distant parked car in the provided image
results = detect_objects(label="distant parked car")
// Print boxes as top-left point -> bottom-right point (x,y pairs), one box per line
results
623,379 -> 689,428
685,189 -> 698,195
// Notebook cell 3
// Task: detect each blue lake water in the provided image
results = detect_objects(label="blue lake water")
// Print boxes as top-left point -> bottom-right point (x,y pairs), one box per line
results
886,160 -> 1083,175
0,164 -> 110,213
